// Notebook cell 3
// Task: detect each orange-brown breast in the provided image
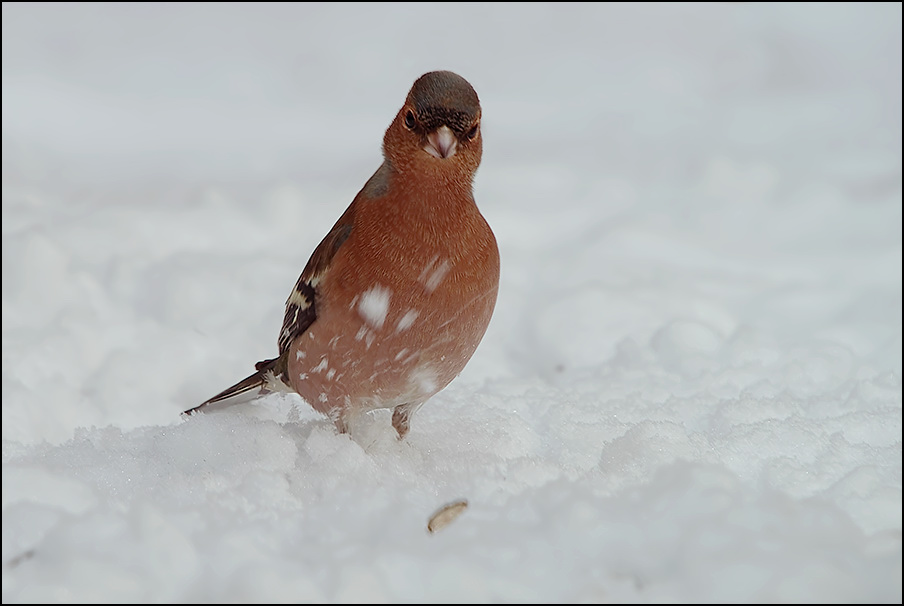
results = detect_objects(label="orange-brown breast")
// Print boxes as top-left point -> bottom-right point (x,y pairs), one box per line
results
286,182 -> 499,419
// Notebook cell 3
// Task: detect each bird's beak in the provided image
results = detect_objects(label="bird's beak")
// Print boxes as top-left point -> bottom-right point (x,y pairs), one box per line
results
424,126 -> 458,159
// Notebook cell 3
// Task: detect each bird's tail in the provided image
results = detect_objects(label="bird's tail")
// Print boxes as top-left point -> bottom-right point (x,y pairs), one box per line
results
183,357 -> 282,416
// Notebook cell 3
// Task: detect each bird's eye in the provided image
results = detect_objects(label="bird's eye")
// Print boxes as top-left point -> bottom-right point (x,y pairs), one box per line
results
466,123 -> 479,140
404,111 -> 416,130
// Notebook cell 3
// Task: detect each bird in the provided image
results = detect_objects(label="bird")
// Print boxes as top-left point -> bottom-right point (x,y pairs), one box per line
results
184,70 -> 500,439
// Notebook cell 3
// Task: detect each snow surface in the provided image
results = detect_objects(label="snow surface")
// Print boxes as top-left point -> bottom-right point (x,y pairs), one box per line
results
2,3 -> 901,603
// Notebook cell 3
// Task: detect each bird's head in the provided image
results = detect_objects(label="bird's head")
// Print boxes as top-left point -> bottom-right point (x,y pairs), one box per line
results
383,71 -> 482,181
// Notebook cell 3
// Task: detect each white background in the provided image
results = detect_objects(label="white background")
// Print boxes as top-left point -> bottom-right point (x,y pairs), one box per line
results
2,3 -> 901,602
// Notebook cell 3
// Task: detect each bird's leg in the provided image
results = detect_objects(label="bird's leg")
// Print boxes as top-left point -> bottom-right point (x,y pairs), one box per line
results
332,414 -> 349,435
391,403 -> 421,440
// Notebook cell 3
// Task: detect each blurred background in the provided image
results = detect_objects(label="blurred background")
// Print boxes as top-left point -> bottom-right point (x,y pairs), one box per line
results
1,4 -> 901,601
4,4 -> 899,444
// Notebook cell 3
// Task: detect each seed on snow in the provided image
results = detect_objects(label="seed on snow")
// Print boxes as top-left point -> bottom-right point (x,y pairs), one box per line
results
427,499 -> 468,533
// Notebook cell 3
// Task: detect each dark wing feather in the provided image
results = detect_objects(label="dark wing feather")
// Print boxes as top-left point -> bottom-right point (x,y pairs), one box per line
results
277,214 -> 354,357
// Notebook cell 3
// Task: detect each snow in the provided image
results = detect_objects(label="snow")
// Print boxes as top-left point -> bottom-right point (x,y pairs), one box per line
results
419,256 -> 451,294
357,285 -> 391,330
2,3 -> 901,603
396,309 -> 419,333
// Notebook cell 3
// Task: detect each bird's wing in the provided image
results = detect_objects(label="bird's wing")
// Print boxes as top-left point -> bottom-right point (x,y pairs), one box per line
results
277,209 -> 355,357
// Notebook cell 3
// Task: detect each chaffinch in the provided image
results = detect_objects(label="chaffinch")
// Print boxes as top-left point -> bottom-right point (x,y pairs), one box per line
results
185,71 -> 500,439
